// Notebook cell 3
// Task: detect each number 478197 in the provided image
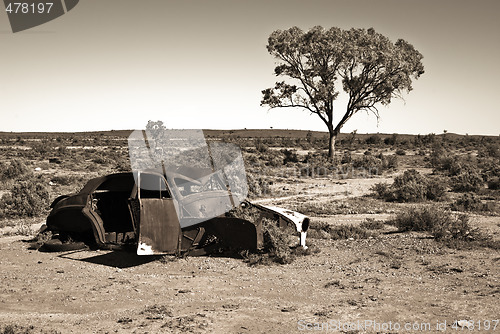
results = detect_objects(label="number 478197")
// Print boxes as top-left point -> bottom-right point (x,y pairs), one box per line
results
5,2 -> 53,14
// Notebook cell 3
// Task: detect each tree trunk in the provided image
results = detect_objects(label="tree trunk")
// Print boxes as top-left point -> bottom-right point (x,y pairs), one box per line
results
327,130 -> 337,159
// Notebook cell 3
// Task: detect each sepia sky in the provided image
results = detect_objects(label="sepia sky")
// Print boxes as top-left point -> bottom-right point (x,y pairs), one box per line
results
0,0 -> 499,135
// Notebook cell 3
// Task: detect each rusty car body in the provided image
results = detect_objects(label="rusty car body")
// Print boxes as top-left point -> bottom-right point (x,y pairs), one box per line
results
45,169 -> 310,255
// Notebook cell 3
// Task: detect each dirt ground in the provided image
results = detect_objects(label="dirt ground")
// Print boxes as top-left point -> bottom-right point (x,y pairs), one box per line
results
1,177 -> 499,334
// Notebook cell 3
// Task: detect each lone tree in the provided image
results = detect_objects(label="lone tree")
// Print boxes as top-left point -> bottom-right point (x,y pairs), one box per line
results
261,26 -> 424,158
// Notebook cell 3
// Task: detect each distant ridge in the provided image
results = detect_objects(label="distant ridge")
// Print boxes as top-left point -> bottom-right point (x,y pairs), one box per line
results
0,129 -> 495,140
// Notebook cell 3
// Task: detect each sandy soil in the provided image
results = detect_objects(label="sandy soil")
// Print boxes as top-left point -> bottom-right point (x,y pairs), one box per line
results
1,176 -> 499,334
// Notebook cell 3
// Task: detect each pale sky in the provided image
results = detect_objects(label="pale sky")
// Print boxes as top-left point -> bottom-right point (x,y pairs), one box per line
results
0,0 -> 499,135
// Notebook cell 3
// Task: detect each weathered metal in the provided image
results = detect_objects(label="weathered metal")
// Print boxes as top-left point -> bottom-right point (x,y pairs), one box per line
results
46,169 -> 309,255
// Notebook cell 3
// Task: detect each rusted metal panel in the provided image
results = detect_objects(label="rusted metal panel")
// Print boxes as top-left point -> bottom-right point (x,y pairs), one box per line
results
137,198 -> 181,255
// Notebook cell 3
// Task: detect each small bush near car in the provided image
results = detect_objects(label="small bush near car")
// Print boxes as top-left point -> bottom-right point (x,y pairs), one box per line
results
0,176 -> 50,218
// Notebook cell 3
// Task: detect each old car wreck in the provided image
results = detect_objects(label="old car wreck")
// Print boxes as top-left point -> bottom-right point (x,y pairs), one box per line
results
44,129 -> 309,255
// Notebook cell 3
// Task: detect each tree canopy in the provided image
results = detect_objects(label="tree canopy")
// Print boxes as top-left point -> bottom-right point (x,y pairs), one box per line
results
261,26 -> 424,157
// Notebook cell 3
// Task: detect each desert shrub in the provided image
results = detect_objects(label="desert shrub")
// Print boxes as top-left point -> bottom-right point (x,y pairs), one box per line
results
115,158 -> 132,172
450,193 -> 493,212
384,134 -> 398,146
263,154 -> 282,167
254,138 -> 269,153
246,173 -> 271,198
282,149 -> 299,165
381,154 -> 398,170
365,135 -> 382,145
341,151 -> 352,164
30,140 -> 54,156
431,213 -> 477,241
0,159 -> 30,181
92,155 -> 110,165
292,201 -> 336,216
371,182 -> 391,199
307,221 -> 376,239
242,218 -> 318,265
391,169 -> 430,201
306,221 -> 332,239
450,169 -> 484,192
425,176 -> 449,201
328,224 -> 376,240
351,155 -> 382,175
359,218 -> 385,230
261,222 -> 295,264
478,143 -> 500,158
429,142 -> 447,168
0,176 -> 50,218
392,206 -> 448,232
390,206 -> 480,241
371,169 -> 447,202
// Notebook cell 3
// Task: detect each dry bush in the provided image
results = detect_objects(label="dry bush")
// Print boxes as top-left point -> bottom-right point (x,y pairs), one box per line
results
450,169 -> 484,192
0,159 -> 30,181
328,224 -> 377,240
1,324 -> 60,334
0,176 -> 50,218
371,169 -> 447,202
388,206 -> 496,249
359,218 -> 386,230
307,220 -> 377,240
450,193 -> 494,213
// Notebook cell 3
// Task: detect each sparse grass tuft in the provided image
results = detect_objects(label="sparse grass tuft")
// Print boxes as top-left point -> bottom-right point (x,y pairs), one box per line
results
359,218 -> 385,230
328,224 -> 376,240
307,221 -> 377,240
